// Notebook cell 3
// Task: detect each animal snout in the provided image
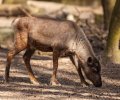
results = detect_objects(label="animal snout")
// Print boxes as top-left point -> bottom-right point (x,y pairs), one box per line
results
93,81 -> 102,87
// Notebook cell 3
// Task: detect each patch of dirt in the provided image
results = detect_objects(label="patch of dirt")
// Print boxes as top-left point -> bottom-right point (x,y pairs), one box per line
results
0,48 -> 120,100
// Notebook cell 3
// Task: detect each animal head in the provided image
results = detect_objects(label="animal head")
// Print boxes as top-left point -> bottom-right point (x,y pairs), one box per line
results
82,56 -> 102,87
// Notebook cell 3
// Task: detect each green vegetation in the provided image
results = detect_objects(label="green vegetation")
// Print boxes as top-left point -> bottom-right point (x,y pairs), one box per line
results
106,0 -> 120,63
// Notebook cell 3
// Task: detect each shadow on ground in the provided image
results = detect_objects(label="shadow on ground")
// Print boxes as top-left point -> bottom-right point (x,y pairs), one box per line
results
0,48 -> 120,100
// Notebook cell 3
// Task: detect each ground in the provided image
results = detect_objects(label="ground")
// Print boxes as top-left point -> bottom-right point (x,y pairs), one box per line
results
0,1 -> 119,99
0,47 -> 120,100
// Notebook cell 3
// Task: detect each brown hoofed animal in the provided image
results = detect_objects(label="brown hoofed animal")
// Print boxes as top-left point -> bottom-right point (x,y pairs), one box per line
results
5,17 -> 102,87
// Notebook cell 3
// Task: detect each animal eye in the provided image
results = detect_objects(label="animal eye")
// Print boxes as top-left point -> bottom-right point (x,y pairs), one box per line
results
87,57 -> 93,66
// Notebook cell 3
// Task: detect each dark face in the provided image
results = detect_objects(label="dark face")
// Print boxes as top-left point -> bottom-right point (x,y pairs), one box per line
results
82,57 -> 102,87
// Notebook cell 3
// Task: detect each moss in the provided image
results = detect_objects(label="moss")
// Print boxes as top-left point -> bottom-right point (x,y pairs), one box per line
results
106,0 -> 120,64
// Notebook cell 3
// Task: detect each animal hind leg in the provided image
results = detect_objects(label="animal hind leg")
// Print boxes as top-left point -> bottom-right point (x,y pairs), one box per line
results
5,49 -> 16,82
5,48 -> 26,83
23,48 -> 40,85
5,32 -> 27,83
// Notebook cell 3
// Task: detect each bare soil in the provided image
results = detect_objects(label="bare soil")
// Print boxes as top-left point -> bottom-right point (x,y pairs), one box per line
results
0,47 -> 120,100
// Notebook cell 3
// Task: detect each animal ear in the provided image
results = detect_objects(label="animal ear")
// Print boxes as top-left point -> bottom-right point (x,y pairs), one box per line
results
87,57 -> 93,66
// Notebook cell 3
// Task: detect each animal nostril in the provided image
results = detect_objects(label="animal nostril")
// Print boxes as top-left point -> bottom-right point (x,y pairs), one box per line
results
94,82 -> 102,87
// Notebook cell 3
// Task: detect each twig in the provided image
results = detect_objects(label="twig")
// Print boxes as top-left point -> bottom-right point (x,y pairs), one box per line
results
18,7 -> 32,17
74,7 -> 81,16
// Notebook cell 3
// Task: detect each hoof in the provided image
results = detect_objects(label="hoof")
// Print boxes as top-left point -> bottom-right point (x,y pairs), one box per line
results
50,80 -> 61,86
4,80 -> 9,84
4,79 -> 9,84
30,79 -> 40,85
81,81 -> 90,87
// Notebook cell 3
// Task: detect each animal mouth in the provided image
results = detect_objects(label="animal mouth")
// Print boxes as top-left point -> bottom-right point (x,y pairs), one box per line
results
93,82 -> 102,87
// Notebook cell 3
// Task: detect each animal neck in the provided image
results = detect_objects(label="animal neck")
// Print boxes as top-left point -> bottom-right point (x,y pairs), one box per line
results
68,29 -> 95,62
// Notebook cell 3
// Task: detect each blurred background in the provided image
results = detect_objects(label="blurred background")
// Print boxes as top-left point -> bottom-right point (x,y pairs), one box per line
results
0,0 -> 101,6
0,0 -> 104,50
